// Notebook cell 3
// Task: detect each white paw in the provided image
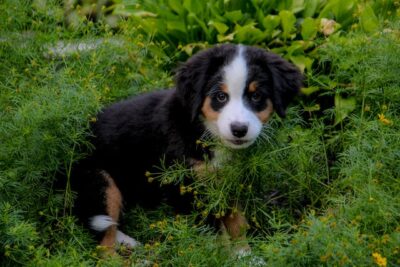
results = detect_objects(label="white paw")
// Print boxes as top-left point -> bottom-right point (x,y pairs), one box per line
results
116,230 -> 140,248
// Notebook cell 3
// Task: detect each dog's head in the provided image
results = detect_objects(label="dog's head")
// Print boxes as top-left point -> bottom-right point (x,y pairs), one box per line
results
176,44 -> 302,149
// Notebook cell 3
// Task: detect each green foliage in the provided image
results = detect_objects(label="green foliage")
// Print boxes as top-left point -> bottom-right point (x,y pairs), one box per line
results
0,0 -> 169,265
125,0 -> 397,124
124,0 -> 395,65
1,0 -> 400,266
153,112 -> 331,232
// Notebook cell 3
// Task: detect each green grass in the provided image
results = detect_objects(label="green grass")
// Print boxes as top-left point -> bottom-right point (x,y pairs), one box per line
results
1,1 -> 400,266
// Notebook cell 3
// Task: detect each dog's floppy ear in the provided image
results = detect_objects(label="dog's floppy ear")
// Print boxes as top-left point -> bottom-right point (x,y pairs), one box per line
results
262,52 -> 303,118
175,61 -> 204,122
175,45 -> 235,122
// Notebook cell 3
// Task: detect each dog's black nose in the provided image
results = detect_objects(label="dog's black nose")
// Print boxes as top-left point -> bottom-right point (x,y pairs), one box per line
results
230,122 -> 248,138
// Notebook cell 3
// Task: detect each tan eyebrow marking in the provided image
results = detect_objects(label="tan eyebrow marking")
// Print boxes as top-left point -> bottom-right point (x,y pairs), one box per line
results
248,81 -> 258,93
256,99 -> 274,123
221,83 -> 228,93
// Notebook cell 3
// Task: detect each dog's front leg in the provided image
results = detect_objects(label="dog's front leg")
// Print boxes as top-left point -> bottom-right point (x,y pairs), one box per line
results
190,159 -> 251,256
220,207 -> 251,257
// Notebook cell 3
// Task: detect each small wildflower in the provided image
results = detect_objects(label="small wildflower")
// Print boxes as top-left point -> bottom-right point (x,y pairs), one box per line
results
145,171 -> 152,177
149,223 -> 156,229
109,65 -> 116,75
96,245 -> 107,251
372,252 -> 387,267
147,177 -> 154,183
378,113 -> 392,125
339,255 -> 349,265
381,234 -> 390,244
180,185 -> 186,195
364,105 -> 371,112
144,243 -> 151,250
90,117 -> 97,123
320,253 -> 332,262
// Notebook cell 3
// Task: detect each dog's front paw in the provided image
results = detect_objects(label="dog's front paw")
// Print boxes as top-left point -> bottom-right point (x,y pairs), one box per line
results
236,248 -> 266,267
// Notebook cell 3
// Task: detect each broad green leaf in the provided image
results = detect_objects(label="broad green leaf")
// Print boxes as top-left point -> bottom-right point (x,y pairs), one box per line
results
168,0 -> 184,16
277,0 -> 293,11
301,17 -> 318,40
183,0 -> 204,14
318,0 -> 356,28
234,23 -> 267,44
209,21 -> 229,34
301,86 -> 320,96
334,94 -> 356,125
225,10 -> 243,23
279,10 -> 297,40
291,0 -> 305,14
289,55 -> 313,72
180,43 -> 207,56
188,13 -> 210,39
302,0 -> 319,17
286,41 -> 305,56
303,103 -> 321,112
359,4 -> 379,33
167,20 -> 187,33
262,15 -> 281,32
217,32 -> 235,42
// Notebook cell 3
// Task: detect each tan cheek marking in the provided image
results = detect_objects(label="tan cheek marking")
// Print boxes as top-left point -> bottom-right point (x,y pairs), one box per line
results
248,81 -> 257,93
256,99 -> 274,123
201,96 -> 219,121
100,171 -> 122,249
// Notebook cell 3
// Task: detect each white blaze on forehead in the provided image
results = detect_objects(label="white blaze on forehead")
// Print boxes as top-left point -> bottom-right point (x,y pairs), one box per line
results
223,45 -> 248,98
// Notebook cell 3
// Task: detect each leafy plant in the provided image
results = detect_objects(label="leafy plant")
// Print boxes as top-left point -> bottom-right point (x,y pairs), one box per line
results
1,0 -> 400,266
123,0 -> 396,124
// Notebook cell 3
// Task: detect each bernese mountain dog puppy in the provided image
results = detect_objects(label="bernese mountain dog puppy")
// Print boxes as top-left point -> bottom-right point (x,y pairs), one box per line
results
70,44 -> 302,250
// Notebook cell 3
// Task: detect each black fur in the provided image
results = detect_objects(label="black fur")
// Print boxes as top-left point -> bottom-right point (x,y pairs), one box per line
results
244,46 -> 303,117
69,44 -> 302,240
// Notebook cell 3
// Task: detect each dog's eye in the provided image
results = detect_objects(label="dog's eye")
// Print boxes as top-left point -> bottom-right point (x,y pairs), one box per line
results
216,92 -> 228,103
251,92 -> 262,102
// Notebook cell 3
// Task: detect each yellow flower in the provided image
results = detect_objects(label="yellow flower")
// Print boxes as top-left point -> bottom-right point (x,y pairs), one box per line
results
372,252 -> 387,267
180,185 -> 186,195
378,113 -> 393,125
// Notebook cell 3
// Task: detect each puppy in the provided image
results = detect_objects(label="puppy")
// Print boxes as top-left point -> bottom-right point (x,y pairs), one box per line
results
70,44 -> 302,250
